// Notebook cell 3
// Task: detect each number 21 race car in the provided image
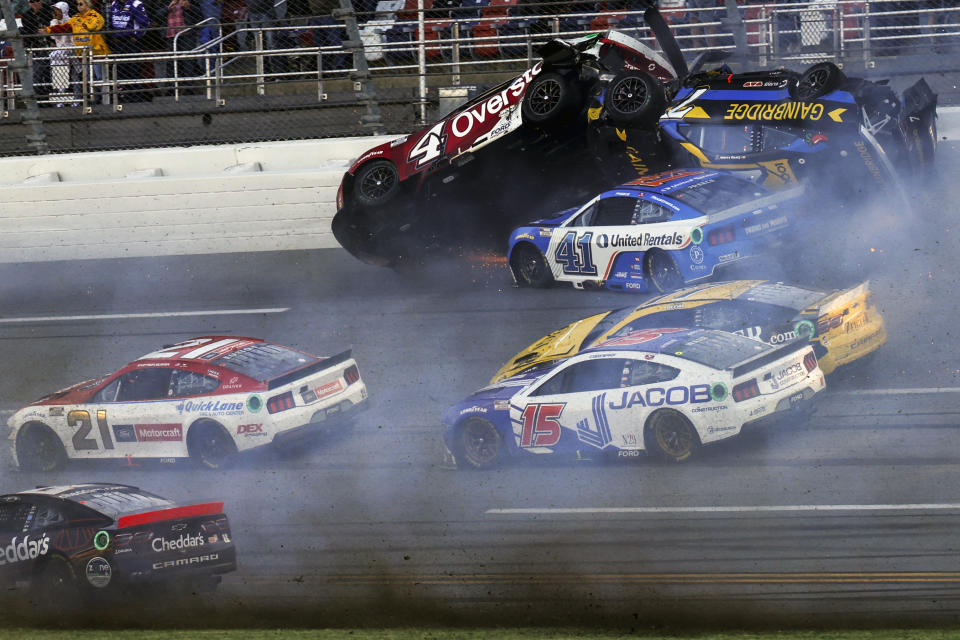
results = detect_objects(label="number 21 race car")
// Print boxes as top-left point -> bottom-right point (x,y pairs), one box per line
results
8,336 -> 368,471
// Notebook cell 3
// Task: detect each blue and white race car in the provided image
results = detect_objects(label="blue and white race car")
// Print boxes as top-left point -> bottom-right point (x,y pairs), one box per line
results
442,328 -> 824,467
506,169 -> 800,293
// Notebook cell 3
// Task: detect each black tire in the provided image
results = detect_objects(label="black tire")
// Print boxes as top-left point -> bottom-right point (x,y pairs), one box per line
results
644,249 -> 684,293
521,71 -> 581,128
15,423 -> 67,472
510,243 -> 554,288
30,556 -> 81,609
188,421 -> 238,470
789,62 -> 845,101
604,71 -> 666,126
454,417 -> 504,470
918,110 -> 937,168
645,409 -> 700,463
352,160 -> 400,209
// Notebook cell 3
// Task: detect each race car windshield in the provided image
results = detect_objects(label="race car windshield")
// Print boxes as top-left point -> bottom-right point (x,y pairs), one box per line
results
678,123 -> 804,154
668,175 -> 767,215
214,343 -> 319,381
61,488 -> 174,520
658,330 -> 770,370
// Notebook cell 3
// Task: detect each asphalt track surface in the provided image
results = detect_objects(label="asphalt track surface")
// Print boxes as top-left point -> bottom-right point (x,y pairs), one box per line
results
1,145 -> 960,630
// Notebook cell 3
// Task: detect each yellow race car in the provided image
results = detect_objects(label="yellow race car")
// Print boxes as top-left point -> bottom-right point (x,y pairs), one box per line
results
492,280 -> 885,383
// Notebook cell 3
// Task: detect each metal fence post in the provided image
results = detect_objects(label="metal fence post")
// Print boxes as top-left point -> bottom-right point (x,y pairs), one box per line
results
0,0 -> 49,153
335,0 -> 383,133
417,0 -> 426,124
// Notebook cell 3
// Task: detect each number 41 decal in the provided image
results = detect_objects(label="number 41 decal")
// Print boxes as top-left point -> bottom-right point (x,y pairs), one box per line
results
555,231 -> 597,275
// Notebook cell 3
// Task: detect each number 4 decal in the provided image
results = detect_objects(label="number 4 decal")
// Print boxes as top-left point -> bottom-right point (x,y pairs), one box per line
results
520,403 -> 565,447
408,121 -> 447,168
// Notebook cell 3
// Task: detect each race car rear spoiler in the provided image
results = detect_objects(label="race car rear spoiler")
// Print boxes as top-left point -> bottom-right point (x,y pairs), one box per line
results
902,78 -> 937,118
267,349 -> 353,390
730,342 -> 811,379
117,502 -> 225,528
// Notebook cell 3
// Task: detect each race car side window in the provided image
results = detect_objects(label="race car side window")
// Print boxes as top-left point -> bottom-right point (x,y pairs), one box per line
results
530,358 -> 630,396
0,499 -> 35,535
30,503 -> 65,529
572,202 -> 598,227
115,369 -> 175,402
170,370 -> 221,397
632,200 -> 674,225
624,360 -> 680,386
593,197 -> 636,226
91,378 -> 121,403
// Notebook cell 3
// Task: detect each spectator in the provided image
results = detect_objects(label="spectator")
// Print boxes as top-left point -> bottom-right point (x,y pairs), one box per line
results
197,0 -> 222,45
773,0 -> 801,53
49,1 -> 76,105
44,0 -> 111,102
307,0 -> 346,70
162,0 -> 201,90
923,0 -> 958,53
240,0 -> 279,74
20,0 -> 54,101
109,0 -> 150,101
685,0 -> 718,49
872,1 -> 922,54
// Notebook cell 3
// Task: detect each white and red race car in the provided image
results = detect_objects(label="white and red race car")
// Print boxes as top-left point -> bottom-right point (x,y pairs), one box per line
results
8,336 -> 368,471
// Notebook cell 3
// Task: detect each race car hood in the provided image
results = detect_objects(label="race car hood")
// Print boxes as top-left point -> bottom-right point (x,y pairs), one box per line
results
524,207 -> 579,228
490,311 -> 612,383
24,376 -> 108,406
444,370 -> 546,424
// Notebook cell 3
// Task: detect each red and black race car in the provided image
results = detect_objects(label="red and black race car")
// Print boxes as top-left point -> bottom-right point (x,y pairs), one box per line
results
0,483 -> 236,604
332,5 -> 689,266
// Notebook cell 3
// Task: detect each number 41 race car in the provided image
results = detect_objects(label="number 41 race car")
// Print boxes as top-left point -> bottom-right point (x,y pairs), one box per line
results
9,336 -> 368,471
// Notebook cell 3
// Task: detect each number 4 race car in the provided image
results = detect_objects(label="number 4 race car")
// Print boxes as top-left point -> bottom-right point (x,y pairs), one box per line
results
8,336 -> 368,471
507,169 -> 800,293
443,327 -> 825,467
0,484 -> 235,606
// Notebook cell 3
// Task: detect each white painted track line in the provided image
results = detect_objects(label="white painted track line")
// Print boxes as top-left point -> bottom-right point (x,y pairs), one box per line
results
0,308 -> 290,323
487,504 -> 960,515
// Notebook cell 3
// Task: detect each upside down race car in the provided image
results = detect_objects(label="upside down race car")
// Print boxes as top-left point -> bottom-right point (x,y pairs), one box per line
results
0,484 -> 235,603
443,328 -> 824,467
9,336 -> 368,471
507,169 -> 799,293
656,62 -> 937,194
332,4 -> 688,265
492,279 -> 885,383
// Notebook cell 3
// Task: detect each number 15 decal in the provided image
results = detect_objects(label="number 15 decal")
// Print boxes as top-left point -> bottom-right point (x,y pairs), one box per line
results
520,403 -> 564,447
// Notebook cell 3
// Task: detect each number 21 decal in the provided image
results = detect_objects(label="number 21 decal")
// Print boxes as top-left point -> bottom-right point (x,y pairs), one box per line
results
554,231 -> 597,275
520,403 -> 564,447
69,409 -> 115,451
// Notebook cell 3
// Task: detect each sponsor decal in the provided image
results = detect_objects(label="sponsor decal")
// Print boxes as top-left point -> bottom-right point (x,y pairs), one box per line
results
689,244 -> 704,265
152,533 -> 205,553
692,404 -> 728,413
608,384 -> 712,410
48,407 -> 64,417
707,425 -> 737,433
770,330 -> 798,345
176,399 -> 245,416
237,423 -> 266,436
749,405 -> 767,417
743,81 -> 762,88
315,379 -> 345,400
853,140 -> 885,183
744,215 -> 788,235
459,405 -> 488,415
135,424 -> 183,442
622,433 -> 638,446
0,534 -> 50,566
86,557 -> 112,588
493,400 -> 511,411
539,228 -> 553,237
597,232 -> 686,249
845,313 -> 868,333
389,135 -> 408,148
848,328 -> 884,351
618,450 -> 641,457
769,362 -> 803,390
718,251 -> 740,263
450,63 -> 542,139
247,395 -> 263,413
690,264 -> 709,271
152,552 -> 220,570
724,102 -> 827,122
614,271 -> 628,278
516,233 -> 535,241
114,424 -> 137,443
625,282 -> 644,290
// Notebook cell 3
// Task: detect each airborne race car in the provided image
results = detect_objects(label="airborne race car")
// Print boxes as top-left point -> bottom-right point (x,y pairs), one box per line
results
8,336 -> 368,471
0,484 -> 236,602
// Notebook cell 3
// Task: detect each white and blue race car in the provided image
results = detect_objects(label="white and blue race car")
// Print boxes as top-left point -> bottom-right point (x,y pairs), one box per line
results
506,169 -> 801,293
442,327 -> 824,467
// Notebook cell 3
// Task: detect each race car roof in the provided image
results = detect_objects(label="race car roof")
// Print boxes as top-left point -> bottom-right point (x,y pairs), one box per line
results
17,483 -> 176,518
589,327 -> 773,370
137,336 -> 265,362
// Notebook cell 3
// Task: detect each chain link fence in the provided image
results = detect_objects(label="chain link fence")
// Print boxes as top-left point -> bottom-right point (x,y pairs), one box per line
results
1,0 -> 958,155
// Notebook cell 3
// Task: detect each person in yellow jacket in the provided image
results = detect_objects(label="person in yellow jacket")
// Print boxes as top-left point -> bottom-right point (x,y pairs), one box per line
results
43,0 -> 110,102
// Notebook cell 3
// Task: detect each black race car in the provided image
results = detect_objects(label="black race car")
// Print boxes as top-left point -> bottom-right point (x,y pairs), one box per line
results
0,483 -> 236,604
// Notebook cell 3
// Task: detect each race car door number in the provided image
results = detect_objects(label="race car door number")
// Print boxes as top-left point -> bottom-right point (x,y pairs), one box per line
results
69,409 -> 115,451
555,231 -> 598,276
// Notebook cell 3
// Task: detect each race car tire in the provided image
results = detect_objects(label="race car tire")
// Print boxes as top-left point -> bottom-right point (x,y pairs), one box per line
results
522,71 -> 580,128
510,243 -> 554,288
353,160 -> 400,209
604,71 -> 666,127
644,249 -> 684,293
645,409 -> 700,463
454,417 -> 503,470
30,555 -> 81,610
188,420 -> 238,470
918,110 -> 937,169
15,423 -> 67,472
790,62 -> 845,101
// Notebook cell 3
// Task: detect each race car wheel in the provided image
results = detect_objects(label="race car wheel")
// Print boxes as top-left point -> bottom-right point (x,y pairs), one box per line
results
645,409 -> 700,463
644,250 -> 684,293
605,71 -> 666,127
353,160 -> 400,209
522,71 -> 580,128
455,417 -> 503,470
30,556 -> 81,610
790,62 -> 845,101
16,423 -> 67,472
188,420 -> 238,470
511,244 -> 554,288
918,110 -> 937,169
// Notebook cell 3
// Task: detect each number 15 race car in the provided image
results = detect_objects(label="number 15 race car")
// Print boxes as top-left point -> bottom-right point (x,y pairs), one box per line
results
1,484 -> 235,604
9,336 -> 368,471
442,327 -> 824,467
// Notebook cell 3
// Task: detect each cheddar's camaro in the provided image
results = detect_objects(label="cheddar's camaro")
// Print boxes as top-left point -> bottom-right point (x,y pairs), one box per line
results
0,484 -> 235,600
8,336 -> 368,471
507,169 -> 798,293
493,280 -> 885,382
443,328 -> 824,467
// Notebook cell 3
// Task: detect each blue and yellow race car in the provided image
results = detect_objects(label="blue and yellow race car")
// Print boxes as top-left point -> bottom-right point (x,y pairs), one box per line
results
507,168 -> 799,293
